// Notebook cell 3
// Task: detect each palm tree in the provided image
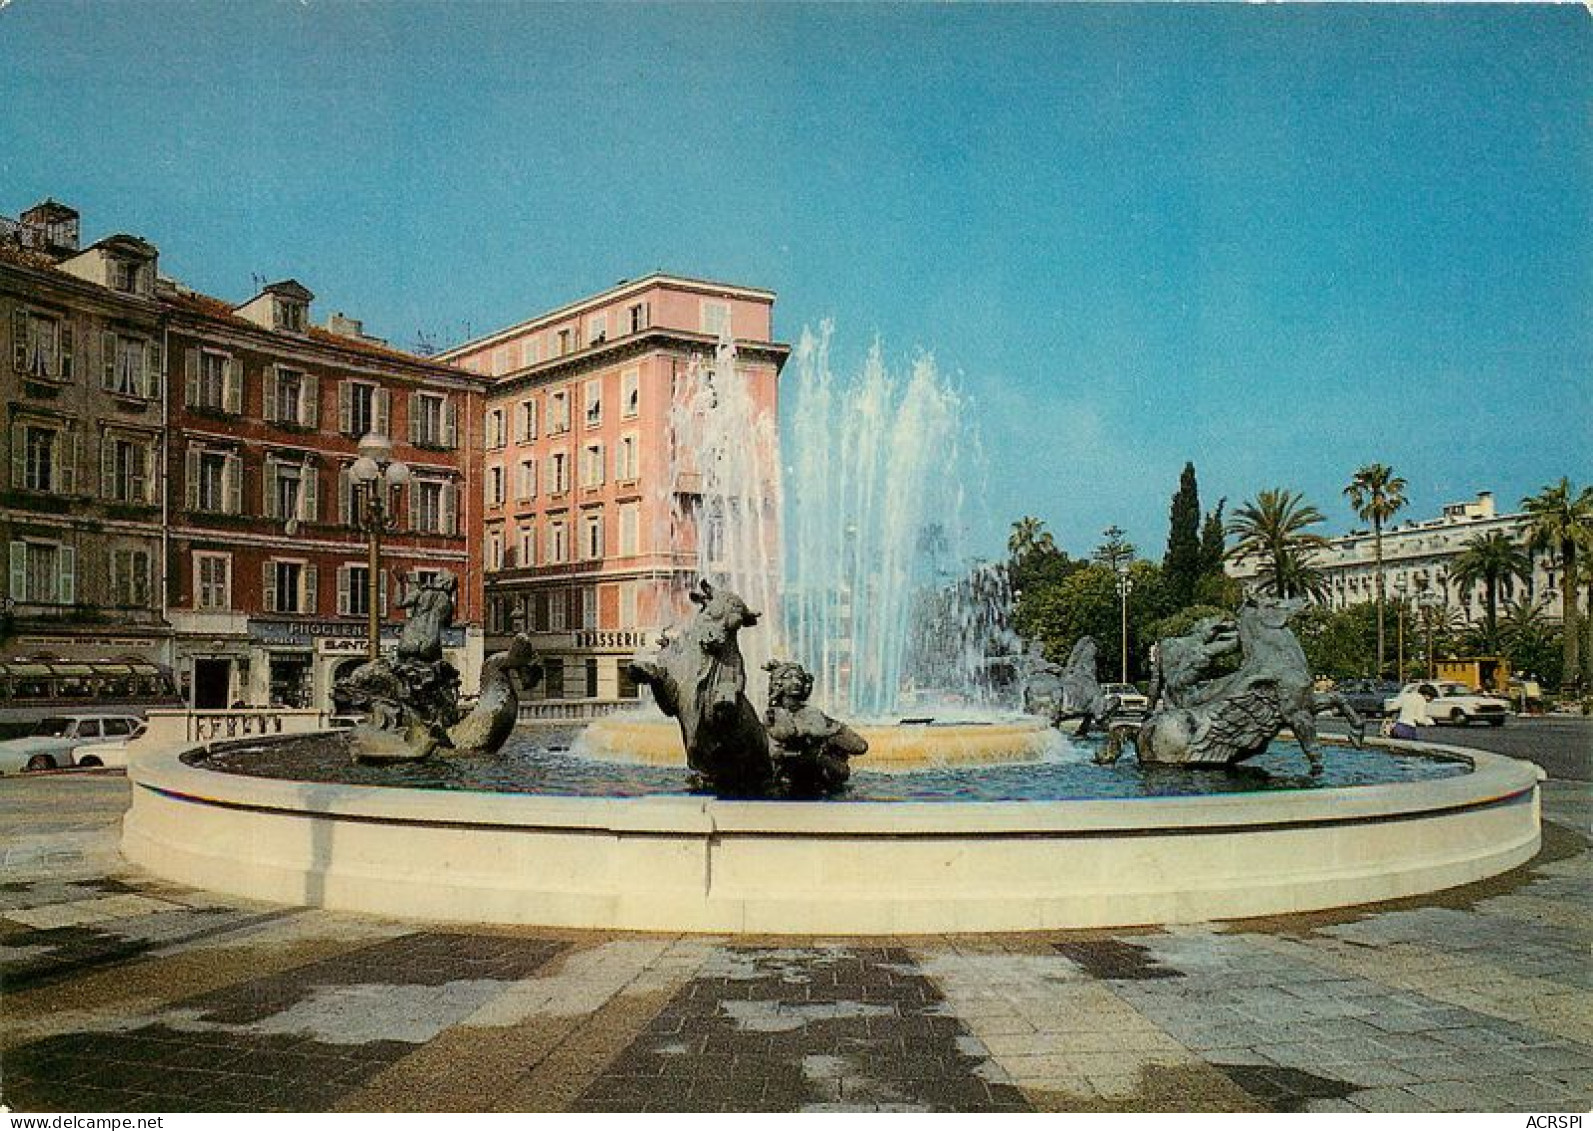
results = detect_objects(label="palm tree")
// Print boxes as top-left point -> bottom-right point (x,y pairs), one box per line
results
1007,516 -> 1057,562
1521,478 -> 1593,686
1448,530 -> 1532,648
1226,488 -> 1331,600
1343,463 -> 1409,677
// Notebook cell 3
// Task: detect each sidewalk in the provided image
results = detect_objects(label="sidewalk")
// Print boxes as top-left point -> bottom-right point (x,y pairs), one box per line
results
2,772 -> 1589,1113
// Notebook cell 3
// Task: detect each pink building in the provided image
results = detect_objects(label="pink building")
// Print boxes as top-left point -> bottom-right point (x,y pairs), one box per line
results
441,274 -> 788,712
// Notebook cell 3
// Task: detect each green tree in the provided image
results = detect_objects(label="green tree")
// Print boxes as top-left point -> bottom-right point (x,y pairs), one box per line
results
1163,462 -> 1202,609
1521,478 -> 1593,687
1015,559 -> 1171,683
1497,595 -> 1563,687
1093,525 -> 1137,573
1226,488 -> 1330,600
1008,515 -> 1056,562
1199,497 -> 1227,578
1448,531 -> 1532,649
1343,463 -> 1409,678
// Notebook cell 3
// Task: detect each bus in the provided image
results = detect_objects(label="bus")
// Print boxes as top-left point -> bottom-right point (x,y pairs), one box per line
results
0,657 -> 182,738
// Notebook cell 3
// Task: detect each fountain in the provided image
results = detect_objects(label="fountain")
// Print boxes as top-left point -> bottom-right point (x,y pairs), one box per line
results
118,328 -> 1543,934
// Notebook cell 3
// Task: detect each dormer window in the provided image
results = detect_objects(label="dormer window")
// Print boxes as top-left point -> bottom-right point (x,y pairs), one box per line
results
111,259 -> 144,294
275,298 -> 306,332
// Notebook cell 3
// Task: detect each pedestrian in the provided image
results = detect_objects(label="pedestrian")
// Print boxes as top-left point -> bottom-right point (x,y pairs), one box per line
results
1389,684 -> 1436,741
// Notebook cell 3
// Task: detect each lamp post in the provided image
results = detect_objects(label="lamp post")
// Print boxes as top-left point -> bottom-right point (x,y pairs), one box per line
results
1115,566 -> 1134,684
348,433 -> 410,662
1392,576 -> 1408,681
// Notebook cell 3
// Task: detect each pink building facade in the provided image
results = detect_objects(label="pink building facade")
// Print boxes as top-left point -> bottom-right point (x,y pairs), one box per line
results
442,275 -> 788,711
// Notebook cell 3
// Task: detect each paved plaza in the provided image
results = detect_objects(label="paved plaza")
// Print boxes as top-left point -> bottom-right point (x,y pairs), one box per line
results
1,764 -> 1589,1114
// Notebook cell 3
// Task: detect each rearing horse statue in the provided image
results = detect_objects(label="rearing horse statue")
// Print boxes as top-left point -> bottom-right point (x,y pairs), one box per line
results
627,579 -> 774,797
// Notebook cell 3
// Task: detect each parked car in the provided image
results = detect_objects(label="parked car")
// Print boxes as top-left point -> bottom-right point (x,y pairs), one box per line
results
1336,679 -> 1404,719
0,714 -> 147,773
1101,683 -> 1151,714
1381,681 -> 1512,727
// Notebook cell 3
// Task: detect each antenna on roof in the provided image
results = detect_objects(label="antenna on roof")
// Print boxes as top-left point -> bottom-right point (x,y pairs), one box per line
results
251,272 -> 267,293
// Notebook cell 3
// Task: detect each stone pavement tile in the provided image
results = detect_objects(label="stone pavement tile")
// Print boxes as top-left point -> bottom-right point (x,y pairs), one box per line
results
572,944 -> 1031,1113
1347,1085 -> 1440,1112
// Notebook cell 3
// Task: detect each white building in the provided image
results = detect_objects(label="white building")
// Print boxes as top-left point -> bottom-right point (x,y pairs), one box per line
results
1231,491 -> 1567,623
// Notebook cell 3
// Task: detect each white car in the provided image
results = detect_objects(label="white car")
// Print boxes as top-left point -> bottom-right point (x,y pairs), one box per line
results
1101,683 -> 1151,714
1382,681 -> 1511,727
0,714 -> 146,773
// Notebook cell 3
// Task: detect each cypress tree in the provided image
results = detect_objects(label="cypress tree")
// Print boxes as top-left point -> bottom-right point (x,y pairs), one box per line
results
1200,497 -> 1227,579
1164,462 -> 1202,608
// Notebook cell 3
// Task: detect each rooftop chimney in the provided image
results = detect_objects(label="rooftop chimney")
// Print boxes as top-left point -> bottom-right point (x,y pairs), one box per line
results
19,200 -> 80,255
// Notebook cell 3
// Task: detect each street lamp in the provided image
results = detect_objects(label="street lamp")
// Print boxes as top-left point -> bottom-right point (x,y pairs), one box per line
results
1115,566 -> 1134,684
348,432 -> 410,662
1392,576 -> 1408,680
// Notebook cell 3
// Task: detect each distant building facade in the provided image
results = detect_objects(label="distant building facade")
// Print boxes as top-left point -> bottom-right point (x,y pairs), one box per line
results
1230,490 -> 1569,623
441,275 -> 788,714
2,199 -> 489,709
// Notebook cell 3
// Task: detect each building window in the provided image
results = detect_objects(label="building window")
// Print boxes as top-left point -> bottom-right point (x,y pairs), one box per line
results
547,520 -> 567,565
548,450 -> 570,495
192,450 -> 240,514
410,392 -> 456,448
627,302 -> 649,334
267,459 -> 316,522
487,463 -> 505,507
194,350 -> 236,412
486,408 -> 507,449
340,380 -> 383,438
556,328 -> 573,356
409,478 -> 456,535
9,539 -> 73,605
11,310 -> 72,380
517,399 -> 538,442
488,528 -> 504,571
549,389 -> 570,434
518,523 -> 535,567
617,433 -> 639,482
494,344 -> 518,375
195,552 -> 231,610
701,300 -> 731,337
103,435 -> 152,504
583,379 -> 602,428
543,656 -> 564,696
621,369 -> 639,418
21,424 -> 61,493
587,313 -> 607,346
111,258 -> 145,294
523,337 -> 542,366
112,548 -> 152,607
341,564 -> 373,617
619,580 -> 638,628
105,334 -> 157,399
268,366 -> 317,427
274,298 -> 306,332
266,560 -> 308,614
619,502 -> 640,557
581,443 -> 604,488
518,459 -> 536,501
581,586 -> 598,630
582,512 -> 604,560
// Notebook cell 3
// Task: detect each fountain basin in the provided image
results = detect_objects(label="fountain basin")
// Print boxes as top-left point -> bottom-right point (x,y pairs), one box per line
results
578,714 -> 1062,770
120,735 -> 1542,934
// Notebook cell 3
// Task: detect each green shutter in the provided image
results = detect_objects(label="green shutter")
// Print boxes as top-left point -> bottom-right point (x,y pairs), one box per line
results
301,461 -> 318,523
304,563 -> 318,614
262,560 -> 276,613
338,380 -> 352,434
186,447 -> 200,511
227,452 -> 242,514
225,358 -> 242,414
101,331 -> 116,390
376,387 -> 391,437
184,348 -> 199,407
144,337 -> 163,399
101,433 -> 116,500
303,373 -> 319,428
59,322 -> 74,380
11,310 -> 27,372
60,426 -> 78,495
58,543 -> 75,605
9,541 -> 26,602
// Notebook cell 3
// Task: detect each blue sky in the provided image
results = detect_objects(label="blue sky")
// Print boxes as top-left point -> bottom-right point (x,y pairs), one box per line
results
2,2 -> 1588,563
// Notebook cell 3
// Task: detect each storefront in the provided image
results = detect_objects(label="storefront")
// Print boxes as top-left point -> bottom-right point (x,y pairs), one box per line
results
245,619 -> 476,711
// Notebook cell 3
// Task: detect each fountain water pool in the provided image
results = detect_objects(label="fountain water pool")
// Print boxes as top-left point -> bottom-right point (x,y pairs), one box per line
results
121,728 -> 1540,934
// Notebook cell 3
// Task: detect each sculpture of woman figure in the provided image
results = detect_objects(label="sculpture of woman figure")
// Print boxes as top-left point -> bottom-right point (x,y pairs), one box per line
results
397,571 -> 457,662
763,659 -> 868,797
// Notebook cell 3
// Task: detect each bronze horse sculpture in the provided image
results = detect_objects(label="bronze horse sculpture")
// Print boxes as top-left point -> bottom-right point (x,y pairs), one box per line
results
627,579 -> 774,796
